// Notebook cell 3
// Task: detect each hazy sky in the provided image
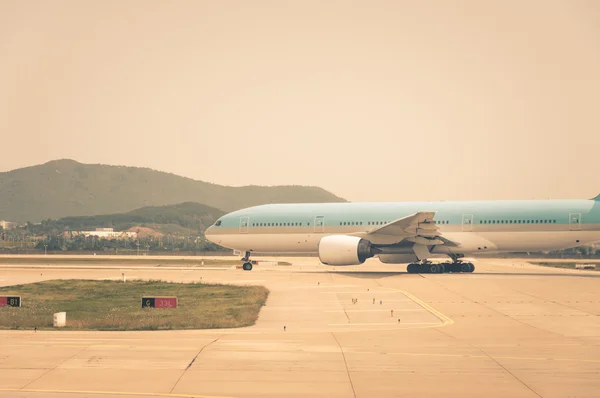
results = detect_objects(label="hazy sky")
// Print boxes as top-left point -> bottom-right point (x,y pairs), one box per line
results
1,1 -> 599,202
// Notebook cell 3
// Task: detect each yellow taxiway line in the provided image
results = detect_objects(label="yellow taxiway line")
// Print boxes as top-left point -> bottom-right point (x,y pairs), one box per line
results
385,288 -> 454,327
0,388 -> 235,398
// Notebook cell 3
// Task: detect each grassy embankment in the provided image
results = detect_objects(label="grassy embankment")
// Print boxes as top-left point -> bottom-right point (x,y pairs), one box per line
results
0,257 -> 291,266
0,280 -> 269,330
529,261 -> 599,271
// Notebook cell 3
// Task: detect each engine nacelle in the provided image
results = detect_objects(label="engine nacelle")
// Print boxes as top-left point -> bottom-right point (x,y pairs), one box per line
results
318,235 -> 374,266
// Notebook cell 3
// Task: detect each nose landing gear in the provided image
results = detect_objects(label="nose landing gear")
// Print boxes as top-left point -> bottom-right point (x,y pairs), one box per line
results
241,251 -> 253,271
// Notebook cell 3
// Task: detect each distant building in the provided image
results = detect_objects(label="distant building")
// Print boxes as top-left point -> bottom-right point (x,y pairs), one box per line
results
76,227 -> 137,240
0,221 -> 19,230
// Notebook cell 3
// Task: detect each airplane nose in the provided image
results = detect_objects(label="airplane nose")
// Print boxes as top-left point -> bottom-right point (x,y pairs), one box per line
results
205,226 -> 215,243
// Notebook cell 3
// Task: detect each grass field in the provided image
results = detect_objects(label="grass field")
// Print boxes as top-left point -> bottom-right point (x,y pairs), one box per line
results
0,257 -> 292,266
530,261 -> 599,270
0,280 -> 269,330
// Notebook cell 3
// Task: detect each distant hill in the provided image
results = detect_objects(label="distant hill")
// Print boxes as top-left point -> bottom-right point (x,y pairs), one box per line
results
0,160 -> 345,222
40,202 -> 224,235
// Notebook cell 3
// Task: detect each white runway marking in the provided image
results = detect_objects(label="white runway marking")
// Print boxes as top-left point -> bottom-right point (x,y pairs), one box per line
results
329,322 -> 439,326
323,299 -> 411,303
320,291 -> 406,294
289,284 -> 358,289
325,309 -> 423,313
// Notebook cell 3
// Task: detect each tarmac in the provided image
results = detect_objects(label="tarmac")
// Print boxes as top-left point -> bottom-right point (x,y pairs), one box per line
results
0,257 -> 599,398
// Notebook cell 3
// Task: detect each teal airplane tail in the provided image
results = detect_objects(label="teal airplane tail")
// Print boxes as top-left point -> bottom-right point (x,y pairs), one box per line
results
593,194 -> 600,201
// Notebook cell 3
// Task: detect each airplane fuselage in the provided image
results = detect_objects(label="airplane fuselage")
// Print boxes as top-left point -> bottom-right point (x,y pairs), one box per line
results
205,199 -> 600,262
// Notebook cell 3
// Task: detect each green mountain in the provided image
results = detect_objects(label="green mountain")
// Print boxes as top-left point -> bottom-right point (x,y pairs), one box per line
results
0,159 -> 345,223
37,202 -> 224,235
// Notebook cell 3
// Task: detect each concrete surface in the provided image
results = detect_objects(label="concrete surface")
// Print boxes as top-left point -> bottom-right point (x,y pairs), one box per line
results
0,257 -> 599,397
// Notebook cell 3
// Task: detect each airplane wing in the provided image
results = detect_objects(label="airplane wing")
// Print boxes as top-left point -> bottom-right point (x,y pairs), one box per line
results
351,211 -> 454,247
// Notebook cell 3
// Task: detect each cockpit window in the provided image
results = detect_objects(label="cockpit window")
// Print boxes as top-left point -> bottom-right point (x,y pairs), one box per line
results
215,220 -> 222,226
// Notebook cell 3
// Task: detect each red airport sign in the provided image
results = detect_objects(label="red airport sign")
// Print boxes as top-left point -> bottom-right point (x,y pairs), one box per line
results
142,296 -> 178,308
0,296 -> 21,307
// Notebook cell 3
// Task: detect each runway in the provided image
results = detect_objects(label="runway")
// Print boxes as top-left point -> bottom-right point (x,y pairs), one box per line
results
1,257 -> 599,397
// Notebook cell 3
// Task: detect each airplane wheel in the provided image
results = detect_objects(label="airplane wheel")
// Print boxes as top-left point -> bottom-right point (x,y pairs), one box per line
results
428,264 -> 439,274
438,264 -> 446,273
468,263 -> 475,273
242,262 -> 253,271
407,264 -> 415,273
460,263 -> 470,273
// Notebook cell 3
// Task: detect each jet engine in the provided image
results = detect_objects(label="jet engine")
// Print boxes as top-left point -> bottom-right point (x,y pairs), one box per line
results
318,235 -> 375,266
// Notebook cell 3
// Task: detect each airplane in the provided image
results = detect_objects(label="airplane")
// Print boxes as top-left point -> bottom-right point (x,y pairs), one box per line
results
204,194 -> 600,273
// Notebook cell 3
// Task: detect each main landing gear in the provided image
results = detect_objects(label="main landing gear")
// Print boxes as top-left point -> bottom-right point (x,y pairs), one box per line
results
406,259 -> 475,274
241,251 -> 253,271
